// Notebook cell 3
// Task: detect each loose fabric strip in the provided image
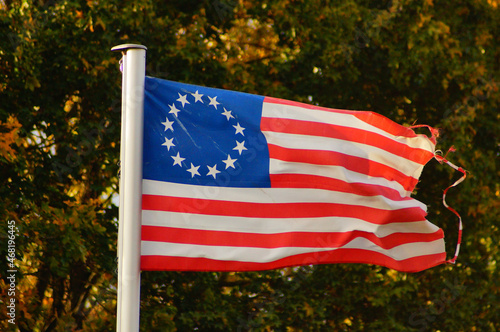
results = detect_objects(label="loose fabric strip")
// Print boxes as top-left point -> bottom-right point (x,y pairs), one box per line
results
434,147 -> 467,264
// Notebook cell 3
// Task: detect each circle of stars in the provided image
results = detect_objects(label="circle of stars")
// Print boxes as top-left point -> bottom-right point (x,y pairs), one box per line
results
160,89 -> 247,179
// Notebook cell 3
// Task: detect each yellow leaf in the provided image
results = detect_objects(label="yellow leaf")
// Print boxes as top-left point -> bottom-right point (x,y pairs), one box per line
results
487,0 -> 498,8
0,115 -> 22,162
303,302 -> 314,316
25,76 -> 41,91
81,58 -> 90,69
417,14 -> 432,29
343,317 -> 353,326
95,17 -> 106,31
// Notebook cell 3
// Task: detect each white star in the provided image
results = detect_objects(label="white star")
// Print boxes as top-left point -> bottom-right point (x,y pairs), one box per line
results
206,164 -> 221,179
171,152 -> 185,167
233,122 -> 245,136
233,141 -> 247,155
169,103 -> 181,117
161,137 -> 175,151
187,163 -> 200,178
221,108 -> 234,120
222,155 -> 237,169
208,96 -> 220,109
191,90 -> 204,103
161,118 -> 174,131
177,93 -> 190,108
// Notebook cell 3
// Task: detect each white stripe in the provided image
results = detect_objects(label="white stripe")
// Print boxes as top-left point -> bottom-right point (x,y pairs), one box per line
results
141,238 -> 445,262
142,210 -> 441,237
262,102 -> 435,153
263,130 -> 424,178
143,179 -> 427,211
269,158 -> 410,197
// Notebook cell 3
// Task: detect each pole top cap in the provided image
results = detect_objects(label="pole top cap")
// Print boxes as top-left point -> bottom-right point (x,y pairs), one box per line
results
111,44 -> 147,52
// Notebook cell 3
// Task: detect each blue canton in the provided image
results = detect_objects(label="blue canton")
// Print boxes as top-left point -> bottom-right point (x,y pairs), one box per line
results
143,77 -> 271,188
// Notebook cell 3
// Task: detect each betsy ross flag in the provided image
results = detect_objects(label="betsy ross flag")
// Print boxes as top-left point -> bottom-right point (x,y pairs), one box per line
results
141,76 -> 448,273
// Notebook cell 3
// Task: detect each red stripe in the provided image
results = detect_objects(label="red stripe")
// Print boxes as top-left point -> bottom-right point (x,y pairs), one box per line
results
142,195 -> 427,224
270,174 -> 409,201
268,144 -> 419,192
263,97 -> 421,139
142,225 -> 444,249
141,250 -> 446,273
261,117 -> 433,165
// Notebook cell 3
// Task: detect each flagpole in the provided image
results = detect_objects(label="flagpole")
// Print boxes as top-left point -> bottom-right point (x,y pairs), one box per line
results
115,48 -> 126,332
111,44 -> 147,332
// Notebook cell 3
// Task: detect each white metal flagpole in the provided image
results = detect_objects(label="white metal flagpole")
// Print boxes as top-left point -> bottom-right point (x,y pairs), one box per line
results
115,45 -> 128,332
111,44 -> 147,332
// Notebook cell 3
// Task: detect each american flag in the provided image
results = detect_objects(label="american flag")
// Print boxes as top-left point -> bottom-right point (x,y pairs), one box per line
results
141,76 -> 446,273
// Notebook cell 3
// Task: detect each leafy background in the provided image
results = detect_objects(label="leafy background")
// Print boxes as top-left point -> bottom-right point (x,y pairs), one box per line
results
0,0 -> 498,331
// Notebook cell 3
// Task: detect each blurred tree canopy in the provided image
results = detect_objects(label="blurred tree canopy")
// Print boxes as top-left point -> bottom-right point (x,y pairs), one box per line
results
0,0 -> 498,331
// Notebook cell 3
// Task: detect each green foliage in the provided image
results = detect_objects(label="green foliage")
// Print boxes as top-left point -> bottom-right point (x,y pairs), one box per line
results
0,0 -> 498,331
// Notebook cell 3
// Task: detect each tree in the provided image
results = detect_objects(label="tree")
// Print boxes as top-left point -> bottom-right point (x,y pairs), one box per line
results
1,0 -> 498,331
